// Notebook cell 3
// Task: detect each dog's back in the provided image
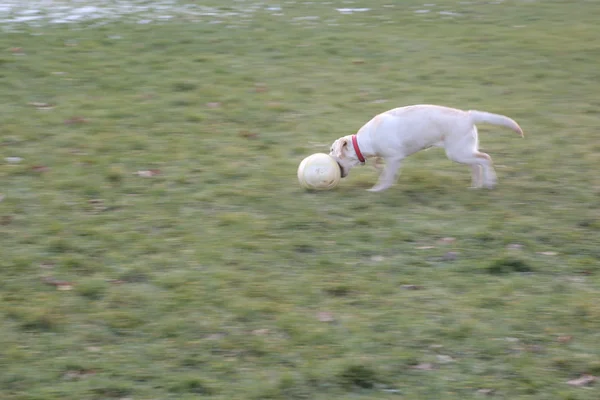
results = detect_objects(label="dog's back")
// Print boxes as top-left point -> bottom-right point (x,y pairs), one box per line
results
367,105 -> 472,157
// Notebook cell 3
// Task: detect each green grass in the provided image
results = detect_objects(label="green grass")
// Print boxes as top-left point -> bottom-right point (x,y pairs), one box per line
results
1,0 -> 600,398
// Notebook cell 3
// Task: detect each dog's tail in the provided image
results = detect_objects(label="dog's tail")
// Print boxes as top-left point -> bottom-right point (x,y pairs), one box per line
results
468,110 -> 524,137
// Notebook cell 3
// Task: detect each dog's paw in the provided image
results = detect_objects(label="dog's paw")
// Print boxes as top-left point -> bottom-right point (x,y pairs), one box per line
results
367,185 -> 391,192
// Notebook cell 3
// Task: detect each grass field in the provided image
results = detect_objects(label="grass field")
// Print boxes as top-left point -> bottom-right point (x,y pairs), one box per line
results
1,0 -> 600,398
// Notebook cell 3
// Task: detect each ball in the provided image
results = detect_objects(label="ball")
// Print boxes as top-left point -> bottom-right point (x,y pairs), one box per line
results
297,153 -> 341,190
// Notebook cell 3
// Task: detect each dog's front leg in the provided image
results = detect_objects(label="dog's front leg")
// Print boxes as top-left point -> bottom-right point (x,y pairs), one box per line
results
373,157 -> 385,172
367,158 -> 402,192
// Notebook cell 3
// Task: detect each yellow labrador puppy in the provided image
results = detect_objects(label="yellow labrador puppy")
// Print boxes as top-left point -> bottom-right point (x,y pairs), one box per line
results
329,104 -> 523,192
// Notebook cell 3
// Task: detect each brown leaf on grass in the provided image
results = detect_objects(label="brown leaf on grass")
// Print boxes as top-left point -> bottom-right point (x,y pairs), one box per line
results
239,130 -> 259,139
443,251 -> 459,261
1,215 -> 13,225
476,389 -> 495,395
526,344 -> 544,353
416,246 -> 435,250
69,148 -> 88,156
254,83 -> 268,93
42,277 -> 73,291
401,284 -> 424,290
0,193 -> 4,202
88,199 -> 107,212
40,262 -> 55,269
64,116 -> 89,124
252,329 -> 270,336
31,165 -> 50,173
352,59 -> 365,64
436,355 -> 455,364
206,102 -> 221,108
439,237 -> 456,244
107,279 -> 126,285
205,333 -> 226,340
557,335 -> 573,344
316,311 -> 335,322
567,374 -> 597,387
28,102 -> 54,109
135,169 -> 161,177
41,277 -> 63,285
63,369 -> 96,381
411,363 -> 435,371
10,47 -> 23,53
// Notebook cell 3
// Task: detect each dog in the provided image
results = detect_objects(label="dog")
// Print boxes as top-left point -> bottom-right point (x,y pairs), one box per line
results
329,104 -> 523,192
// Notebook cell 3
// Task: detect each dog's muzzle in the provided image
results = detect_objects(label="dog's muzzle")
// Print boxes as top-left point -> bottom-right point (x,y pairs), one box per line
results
337,162 -> 347,178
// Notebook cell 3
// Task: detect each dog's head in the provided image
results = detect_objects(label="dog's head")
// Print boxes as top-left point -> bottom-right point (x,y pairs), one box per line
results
329,135 -> 363,178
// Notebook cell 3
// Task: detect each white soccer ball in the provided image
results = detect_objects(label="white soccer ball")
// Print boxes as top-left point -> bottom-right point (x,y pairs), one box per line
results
297,153 -> 341,190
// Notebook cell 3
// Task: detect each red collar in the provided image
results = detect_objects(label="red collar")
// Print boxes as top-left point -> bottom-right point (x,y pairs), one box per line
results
351,135 -> 366,163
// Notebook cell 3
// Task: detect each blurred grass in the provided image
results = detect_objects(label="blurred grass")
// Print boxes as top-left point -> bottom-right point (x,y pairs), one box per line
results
1,0 -> 600,399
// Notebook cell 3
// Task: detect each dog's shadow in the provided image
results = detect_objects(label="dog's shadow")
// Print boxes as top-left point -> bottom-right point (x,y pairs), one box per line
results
341,170 -> 497,209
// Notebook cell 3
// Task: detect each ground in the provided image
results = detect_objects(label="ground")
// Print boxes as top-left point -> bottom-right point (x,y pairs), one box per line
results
1,0 -> 599,399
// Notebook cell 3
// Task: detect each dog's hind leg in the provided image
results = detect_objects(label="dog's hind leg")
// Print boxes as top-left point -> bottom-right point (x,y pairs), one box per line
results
367,157 -> 403,192
476,152 -> 497,188
446,128 -> 496,189
470,165 -> 483,188
448,149 -> 496,189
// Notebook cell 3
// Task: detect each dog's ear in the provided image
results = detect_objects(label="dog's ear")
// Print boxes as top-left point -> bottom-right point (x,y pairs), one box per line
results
331,138 -> 348,159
